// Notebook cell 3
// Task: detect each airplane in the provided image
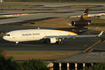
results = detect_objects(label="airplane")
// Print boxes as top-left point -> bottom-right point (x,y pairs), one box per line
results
3,9 -> 104,45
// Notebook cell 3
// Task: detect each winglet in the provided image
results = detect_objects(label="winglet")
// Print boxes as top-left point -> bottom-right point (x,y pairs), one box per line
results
98,31 -> 104,37
78,8 -> 89,21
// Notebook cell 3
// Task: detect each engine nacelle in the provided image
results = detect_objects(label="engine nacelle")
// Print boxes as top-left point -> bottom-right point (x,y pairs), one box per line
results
71,20 -> 91,26
48,38 -> 57,43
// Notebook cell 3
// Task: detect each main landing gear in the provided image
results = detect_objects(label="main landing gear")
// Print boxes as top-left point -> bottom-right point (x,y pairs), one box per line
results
56,41 -> 63,44
16,42 -> 19,46
56,39 -> 63,44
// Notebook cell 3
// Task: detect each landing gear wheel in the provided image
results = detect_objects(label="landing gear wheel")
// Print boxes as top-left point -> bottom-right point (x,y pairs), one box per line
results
57,41 -> 63,44
56,38 -> 63,44
43,40 -> 47,43
43,39 -> 50,44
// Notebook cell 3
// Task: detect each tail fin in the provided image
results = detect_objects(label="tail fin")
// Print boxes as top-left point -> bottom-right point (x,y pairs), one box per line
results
78,8 -> 89,21
71,8 -> 91,28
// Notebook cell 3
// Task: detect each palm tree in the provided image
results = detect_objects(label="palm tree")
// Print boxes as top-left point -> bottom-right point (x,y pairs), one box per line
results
0,52 -> 21,70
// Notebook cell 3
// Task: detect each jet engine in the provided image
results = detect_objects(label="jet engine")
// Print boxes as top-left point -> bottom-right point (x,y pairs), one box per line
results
47,38 -> 57,43
71,20 -> 91,26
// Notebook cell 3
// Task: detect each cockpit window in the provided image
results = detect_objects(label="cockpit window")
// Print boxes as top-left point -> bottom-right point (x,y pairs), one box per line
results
5,34 -> 10,36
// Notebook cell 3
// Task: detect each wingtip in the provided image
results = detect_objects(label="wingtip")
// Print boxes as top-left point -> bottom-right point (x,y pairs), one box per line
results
98,31 -> 104,37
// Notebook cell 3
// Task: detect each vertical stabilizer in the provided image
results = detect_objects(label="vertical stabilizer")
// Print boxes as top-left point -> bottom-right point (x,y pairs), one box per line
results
78,9 -> 89,21
71,8 -> 91,28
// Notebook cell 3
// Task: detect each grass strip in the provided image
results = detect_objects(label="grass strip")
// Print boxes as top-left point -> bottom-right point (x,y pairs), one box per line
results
22,17 -> 105,27
0,5 -> 37,8
6,51 -> 81,60
57,5 -> 98,8
2,2 -> 105,4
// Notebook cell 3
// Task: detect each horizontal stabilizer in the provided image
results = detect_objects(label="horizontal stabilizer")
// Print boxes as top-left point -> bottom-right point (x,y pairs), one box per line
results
79,27 -> 98,32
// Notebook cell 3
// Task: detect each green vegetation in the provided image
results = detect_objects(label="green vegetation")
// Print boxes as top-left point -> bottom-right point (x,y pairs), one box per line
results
85,63 -> 105,70
0,17 -> 8,19
0,9 -> 49,11
22,17 -> 105,27
4,0 -> 105,2
0,50 -> 47,70
90,23 -> 105,26
58,5 -> 98,8
0,51 -> 21,70
6,51 -> 74,54
2,50 -> 105,70
21,59 -> 47,70
6,51 -> 81,60
0,5 -> 97,11
0,49 -> 2,53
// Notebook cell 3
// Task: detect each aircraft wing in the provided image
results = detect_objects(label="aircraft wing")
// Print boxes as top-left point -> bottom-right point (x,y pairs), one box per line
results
44,31 -> 104,39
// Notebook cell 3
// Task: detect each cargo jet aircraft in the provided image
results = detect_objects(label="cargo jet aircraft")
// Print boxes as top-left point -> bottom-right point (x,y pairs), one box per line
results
3,9 -> 104,45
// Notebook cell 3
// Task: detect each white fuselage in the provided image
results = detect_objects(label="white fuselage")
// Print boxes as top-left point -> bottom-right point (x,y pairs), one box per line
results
3,29 -> 77,43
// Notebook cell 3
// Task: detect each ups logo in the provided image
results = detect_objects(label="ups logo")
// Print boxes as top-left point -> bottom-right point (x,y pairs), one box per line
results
83,13 -> 87,20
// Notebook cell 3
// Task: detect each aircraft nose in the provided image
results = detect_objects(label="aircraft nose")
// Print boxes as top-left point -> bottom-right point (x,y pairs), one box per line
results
3,36 -> 6,40
3,36 -> 9,41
